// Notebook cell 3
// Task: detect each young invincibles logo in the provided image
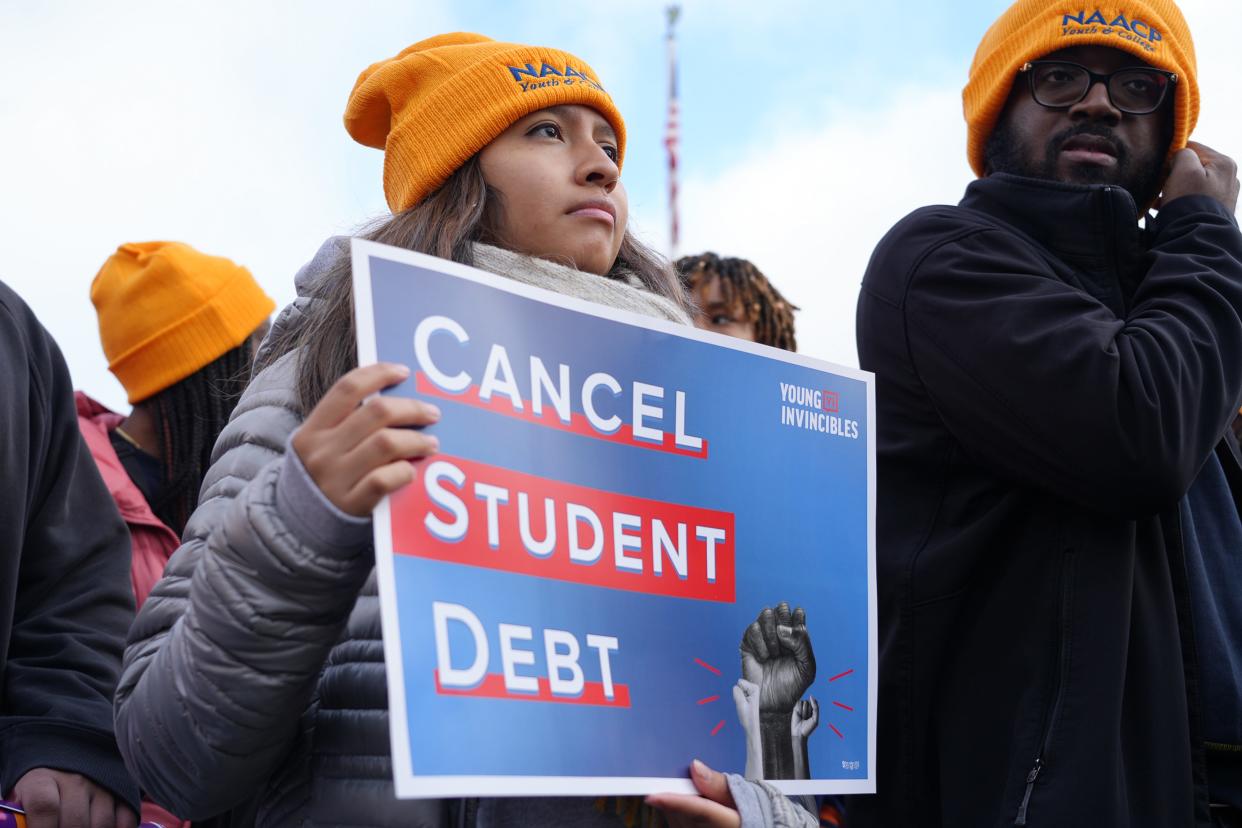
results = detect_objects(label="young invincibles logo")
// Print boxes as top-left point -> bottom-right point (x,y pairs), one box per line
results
778,382 -> 859,440
1059,9 -> 1163,52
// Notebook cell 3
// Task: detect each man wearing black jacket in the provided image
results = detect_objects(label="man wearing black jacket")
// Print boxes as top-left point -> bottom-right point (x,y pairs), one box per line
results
0,280 -> 139,827
854,1 -> 1242,826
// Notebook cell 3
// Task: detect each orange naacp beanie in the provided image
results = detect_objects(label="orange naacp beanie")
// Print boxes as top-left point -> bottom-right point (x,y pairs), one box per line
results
92,242 -> 276,404
963,1 -> 1198,176
344,32 -> 626,214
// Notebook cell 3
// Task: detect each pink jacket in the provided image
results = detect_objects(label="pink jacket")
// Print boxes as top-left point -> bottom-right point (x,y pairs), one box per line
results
76,392 -> 188,828
73,393 -> 179,614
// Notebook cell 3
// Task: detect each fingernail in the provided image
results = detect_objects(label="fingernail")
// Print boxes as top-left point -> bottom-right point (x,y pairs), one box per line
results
428,435 -> 440,451
691,758 -> 707,777
394,363 -> 411,376
426,403 -> 441,421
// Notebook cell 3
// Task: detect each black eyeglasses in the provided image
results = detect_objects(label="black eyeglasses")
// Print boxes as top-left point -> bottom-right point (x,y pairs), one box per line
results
1019,60 -> 1177,115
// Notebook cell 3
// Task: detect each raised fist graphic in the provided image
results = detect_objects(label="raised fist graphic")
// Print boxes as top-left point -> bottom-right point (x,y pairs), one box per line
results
739,603 -> 816,779
791,696 -> 820,741
732,678 -> 763,780
740,603 -> 816,713
791,696 -> 820,780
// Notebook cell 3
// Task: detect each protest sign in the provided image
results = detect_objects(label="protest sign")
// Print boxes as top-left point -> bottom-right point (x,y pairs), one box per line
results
352,239 -> 875,797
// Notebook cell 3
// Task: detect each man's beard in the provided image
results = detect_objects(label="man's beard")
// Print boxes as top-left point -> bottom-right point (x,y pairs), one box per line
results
985,121 -> 1164,207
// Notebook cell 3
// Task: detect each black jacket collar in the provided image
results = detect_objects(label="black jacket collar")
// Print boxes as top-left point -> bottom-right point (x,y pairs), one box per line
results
959,173 -> 1147,314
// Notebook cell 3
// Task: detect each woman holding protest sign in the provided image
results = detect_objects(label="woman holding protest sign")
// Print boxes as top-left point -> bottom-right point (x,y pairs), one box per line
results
112,32 -> 808,828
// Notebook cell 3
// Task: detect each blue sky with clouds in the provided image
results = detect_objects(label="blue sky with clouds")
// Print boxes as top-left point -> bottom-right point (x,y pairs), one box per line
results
1,1 -> 1236,411
422,0 -> 1014,240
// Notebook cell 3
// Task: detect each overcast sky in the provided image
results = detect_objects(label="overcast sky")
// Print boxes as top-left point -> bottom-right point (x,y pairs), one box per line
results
2,1 -> 1238,412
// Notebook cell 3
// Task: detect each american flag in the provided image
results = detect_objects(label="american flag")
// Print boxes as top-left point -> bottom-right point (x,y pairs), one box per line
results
665,5 -> 681,258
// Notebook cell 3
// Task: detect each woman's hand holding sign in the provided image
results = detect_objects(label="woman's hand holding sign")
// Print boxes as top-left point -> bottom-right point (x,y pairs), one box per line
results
646,760 -> 741,828
292,362 -> 441,516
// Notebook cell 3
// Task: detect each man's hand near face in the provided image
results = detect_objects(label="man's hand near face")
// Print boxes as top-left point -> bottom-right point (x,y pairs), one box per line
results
9,769 -> 137,828
1160,141 -> 1240,213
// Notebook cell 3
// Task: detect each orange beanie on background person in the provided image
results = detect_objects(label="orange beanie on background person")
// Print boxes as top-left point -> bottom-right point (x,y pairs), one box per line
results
76,241 -> 273,828
76,241 -> 274,609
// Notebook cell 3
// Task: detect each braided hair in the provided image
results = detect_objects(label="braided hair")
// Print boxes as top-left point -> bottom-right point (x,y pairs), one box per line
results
675,252 -> 798,352
143,340 -> 256,535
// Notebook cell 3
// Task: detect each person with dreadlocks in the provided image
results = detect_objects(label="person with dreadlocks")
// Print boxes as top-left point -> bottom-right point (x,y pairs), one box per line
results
676,252 -> 798,351
75,241 -> 275,612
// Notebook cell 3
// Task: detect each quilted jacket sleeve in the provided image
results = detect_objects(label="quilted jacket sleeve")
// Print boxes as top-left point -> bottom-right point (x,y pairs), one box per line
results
113,351 -> 374,819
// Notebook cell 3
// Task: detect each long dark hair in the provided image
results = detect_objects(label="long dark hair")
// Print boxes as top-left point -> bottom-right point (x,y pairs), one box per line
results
259,154 -> 688,414
146,341 -> 255,534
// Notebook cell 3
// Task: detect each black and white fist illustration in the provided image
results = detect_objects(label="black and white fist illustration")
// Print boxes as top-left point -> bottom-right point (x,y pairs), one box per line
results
739,602 -> 817,779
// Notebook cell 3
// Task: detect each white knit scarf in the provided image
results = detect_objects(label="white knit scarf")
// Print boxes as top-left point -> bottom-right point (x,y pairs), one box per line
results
470,243 -> 691,327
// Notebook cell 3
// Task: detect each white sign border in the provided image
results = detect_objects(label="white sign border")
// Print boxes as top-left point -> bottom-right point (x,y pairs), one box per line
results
350,237 -> 878,799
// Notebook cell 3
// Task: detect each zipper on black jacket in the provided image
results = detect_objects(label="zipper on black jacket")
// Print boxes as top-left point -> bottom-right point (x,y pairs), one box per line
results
1015,758 -> 1042,825
1103,187 -> 1122,308
1014,551 -> 1075,826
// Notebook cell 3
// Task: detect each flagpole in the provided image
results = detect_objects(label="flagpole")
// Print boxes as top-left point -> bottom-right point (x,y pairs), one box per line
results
665,5 -> 681,260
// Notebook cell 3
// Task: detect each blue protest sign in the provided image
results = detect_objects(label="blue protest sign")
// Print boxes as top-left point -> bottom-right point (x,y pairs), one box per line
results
352,239 -> 875,798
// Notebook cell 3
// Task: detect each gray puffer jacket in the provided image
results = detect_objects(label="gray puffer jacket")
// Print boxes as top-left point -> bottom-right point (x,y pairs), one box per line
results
114,239 -> 711,828
114,238 -> 442,827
